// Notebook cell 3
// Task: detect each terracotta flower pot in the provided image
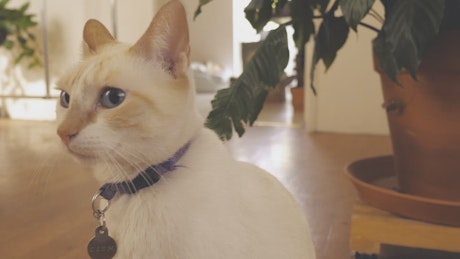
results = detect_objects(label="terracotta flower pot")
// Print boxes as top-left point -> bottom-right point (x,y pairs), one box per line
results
290,87 -> 304,111
375,31 -> 460,201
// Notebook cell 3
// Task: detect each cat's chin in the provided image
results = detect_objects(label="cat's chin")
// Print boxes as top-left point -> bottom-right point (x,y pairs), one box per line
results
68,149 -> 99,164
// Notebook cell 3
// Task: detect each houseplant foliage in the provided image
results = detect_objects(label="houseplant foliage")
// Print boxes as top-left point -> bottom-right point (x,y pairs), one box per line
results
196,0 -> 460,140
0,0 -> 40,68
205,26 -> 289,140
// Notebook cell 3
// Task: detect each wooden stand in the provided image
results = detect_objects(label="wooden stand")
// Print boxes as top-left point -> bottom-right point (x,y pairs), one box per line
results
350,203 -> 460,257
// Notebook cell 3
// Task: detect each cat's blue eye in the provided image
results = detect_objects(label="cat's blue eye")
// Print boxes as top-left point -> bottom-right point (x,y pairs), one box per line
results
60,91 -> 70,108
100,87 -> 126,109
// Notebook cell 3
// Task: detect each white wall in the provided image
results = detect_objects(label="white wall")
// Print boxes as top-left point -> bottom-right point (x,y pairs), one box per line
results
116,1 -> 155,43
304,4 -> 389,135
189,0 -> 233,77
38,0 -> 232,80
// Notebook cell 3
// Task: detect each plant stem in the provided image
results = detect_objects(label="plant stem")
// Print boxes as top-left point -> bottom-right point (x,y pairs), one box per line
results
328,0 -> 340,15
358,22 -> 380,33
367,12 -> 383,24
370,8 -> 384,23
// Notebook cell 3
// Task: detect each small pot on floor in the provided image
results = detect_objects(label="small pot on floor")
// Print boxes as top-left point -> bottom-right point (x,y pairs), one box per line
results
290,87 -> 304,112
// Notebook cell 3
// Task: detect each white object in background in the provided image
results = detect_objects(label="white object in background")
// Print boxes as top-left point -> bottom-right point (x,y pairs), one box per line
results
192,62 -> 229,93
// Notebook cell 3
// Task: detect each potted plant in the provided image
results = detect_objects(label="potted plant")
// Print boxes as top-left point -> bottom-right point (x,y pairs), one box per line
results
195,0 -> 460,204
0,0 -> 40,68
0,0 -> 42,119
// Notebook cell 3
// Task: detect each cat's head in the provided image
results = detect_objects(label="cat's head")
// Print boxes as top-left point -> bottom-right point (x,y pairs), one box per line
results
56,0 -> 202,180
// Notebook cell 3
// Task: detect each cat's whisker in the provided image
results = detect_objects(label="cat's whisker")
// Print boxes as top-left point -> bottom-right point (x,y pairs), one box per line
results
28,146 -> 61,197
138,168 -> 160,188
101,144 -> 142,194
104,145 -> 172,204
101,147 -> 130,182
117,155 -> 158,196
100,128 -> 158,177
127,147 -> 177,188
114,145 -> 167,186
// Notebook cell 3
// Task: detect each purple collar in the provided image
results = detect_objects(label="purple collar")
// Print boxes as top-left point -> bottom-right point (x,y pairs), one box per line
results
98,143 -> 190,200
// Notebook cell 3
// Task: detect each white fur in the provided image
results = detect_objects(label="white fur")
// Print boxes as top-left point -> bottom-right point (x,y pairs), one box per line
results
106,128 -> 316,258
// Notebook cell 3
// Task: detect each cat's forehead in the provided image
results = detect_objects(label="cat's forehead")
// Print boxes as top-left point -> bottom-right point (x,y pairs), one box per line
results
58,43 -> 126,88
57,54 -> 118,92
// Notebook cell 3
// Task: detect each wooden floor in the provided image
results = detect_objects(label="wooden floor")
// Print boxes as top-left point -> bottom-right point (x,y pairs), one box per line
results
0,102 -> 392,259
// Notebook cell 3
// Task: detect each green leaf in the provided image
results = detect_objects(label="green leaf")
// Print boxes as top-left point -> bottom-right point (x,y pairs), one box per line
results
0,27 -> 7,45
19,15 -> 37,28
19,2 -> 29,13
441,0 -> 460,31
14,52 -> 25,64
252,38 -> 289,85
0,0 -> 40,69
205,26 -> 289,140
27,32 -> 35,41
206,91 -> 234,140
244,0 -> 273,33
380,0 -> 396,20
310,16 -> 349,93
340,0 -> 375,31
3,39 -> 14,49
23,47 -> 34,56
290,0 -> 315,49
27,57 -> 41,69
380,0 -> 445,79
373,33 -> 400,82
17,35 -> 26,45
194,0 -> 213,20
0,0 -> 9,9
313,0 -> 331,15
248,87 -> 269,124
316,16 -> 349,69
273,0 -> 288,12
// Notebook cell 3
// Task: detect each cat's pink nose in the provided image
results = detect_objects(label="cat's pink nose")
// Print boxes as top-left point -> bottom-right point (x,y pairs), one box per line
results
57,128 -> 78,145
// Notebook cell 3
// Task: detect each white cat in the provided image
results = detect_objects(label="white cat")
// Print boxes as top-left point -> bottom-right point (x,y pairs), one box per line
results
56,0 -> 316,258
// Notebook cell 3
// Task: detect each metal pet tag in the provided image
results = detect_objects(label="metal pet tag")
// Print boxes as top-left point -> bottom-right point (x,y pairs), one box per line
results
87,225 -> 117,259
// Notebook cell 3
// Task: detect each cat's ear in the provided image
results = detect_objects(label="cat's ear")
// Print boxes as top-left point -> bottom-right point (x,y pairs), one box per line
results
130,0 -> 190,78
83,19 -> 116,54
